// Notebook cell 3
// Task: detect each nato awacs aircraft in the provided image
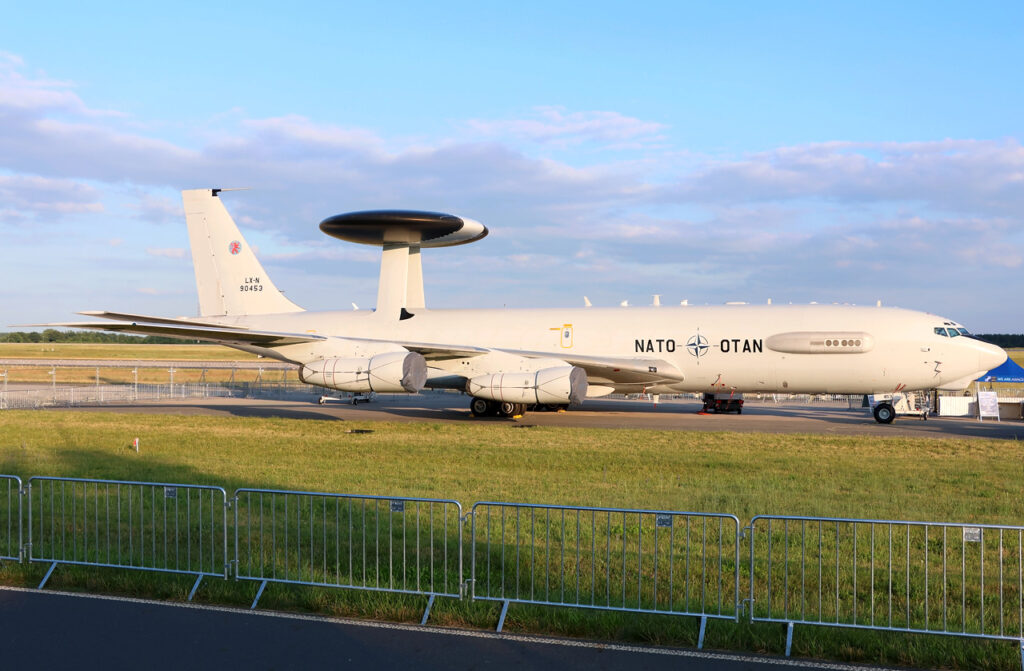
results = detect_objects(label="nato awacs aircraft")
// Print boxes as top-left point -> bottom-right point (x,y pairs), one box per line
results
44,189 -> 1006,423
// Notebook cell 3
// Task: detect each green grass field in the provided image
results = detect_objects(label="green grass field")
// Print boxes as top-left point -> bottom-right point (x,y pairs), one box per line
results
1,410 -> 1022,668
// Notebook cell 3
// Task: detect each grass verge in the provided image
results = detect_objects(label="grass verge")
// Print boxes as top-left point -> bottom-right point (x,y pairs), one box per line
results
0,410 -> 1022,668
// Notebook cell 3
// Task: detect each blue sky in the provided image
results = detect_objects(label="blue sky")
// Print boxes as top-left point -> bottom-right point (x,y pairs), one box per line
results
1,1 -> 1022,331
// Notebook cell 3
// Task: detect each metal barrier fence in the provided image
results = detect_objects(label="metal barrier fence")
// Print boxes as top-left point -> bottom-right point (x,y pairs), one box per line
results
0,475 -> 22,562
0,382 -> 327,410
0,383 -> 238,409
26,477 -> 229,598
233,489 -> 463,619
3,472 -> 1024,662
469,502 -> 741,643
749,515 -> 1024,655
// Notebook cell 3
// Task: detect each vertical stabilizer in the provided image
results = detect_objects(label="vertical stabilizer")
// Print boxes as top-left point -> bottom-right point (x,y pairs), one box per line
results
182,189 -> 304,317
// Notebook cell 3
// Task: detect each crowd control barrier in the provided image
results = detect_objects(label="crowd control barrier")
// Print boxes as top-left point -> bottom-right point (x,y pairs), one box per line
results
0,475 -> 22,562
25,477 -> 229,598
748,515 -> 1024,657
233,489 -> 463,622
2,472 -> 1024,666
469,502 -> 741,645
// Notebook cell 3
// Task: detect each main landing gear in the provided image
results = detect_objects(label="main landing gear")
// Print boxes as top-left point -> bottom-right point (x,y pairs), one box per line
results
470,398 -> 526,418
468,398 -> 567,418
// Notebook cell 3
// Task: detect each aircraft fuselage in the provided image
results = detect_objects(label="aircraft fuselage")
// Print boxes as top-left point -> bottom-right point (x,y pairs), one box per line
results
208,303 -> 1000,396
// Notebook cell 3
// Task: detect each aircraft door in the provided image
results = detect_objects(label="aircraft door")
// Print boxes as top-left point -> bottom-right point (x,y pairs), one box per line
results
552,323 -> 573,348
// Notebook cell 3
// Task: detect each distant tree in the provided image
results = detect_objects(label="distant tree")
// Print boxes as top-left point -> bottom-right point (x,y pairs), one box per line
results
0,330 -> 188,345
977,334 -> 1024,348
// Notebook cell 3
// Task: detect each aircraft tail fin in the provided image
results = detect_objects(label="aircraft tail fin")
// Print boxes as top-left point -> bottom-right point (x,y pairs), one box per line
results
182,189 -> 304,317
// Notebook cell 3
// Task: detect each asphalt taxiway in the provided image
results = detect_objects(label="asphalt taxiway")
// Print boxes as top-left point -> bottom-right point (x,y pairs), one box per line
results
52,394 -> 1024,440
0,587 -> 908,671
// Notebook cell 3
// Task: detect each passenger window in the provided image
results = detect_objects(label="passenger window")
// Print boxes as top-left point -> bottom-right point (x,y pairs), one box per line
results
934,327 -> 948,337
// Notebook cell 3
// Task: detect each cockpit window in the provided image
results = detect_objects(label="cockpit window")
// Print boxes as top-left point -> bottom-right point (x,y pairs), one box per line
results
934,327 -> 948,337
958,328 -> 971,336
947,328 -> 960,338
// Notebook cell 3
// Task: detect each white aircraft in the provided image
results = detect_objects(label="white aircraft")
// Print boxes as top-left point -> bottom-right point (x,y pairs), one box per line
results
43,189 -> 1007,423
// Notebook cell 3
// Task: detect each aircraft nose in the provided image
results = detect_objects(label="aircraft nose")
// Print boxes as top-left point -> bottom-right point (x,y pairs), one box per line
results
978,341 -> 1007,372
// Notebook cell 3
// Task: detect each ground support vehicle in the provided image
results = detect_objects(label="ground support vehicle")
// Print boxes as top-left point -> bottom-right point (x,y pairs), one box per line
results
701,392 -> 744,414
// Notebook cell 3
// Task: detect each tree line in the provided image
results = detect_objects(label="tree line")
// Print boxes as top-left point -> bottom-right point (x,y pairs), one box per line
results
0,330 -> 186,344
976,334 -> 1024,348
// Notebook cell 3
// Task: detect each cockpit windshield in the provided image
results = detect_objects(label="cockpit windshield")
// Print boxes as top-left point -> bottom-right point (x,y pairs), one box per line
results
934,324 -> 975,338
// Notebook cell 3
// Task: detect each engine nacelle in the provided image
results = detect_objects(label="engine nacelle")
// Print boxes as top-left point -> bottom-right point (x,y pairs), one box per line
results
299,351 -> 426,393
467,366 -> 587,405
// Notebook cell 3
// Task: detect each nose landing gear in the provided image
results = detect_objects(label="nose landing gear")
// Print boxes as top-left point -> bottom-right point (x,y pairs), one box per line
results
872,402 -> 896,424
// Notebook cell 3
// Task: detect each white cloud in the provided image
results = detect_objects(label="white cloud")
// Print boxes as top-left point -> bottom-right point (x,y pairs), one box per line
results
0,52 -> 122,119
145,247 -> 186,259
669,139 -> 1024,215
466,106 -> 667,149
0,175 -> 102,224
127,192 -> 182,224
0,55 -> 1021,329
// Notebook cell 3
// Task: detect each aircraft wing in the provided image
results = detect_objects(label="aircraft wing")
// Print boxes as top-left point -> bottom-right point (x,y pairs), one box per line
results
391,340 -> 684,386
505,349 -> 685,385
349,339 -> 489,360
76,311 -> 250,329
364,337 -> 682,384
25,321 -> 325,347
28,312 -> 487,358
30,313 -> 679,386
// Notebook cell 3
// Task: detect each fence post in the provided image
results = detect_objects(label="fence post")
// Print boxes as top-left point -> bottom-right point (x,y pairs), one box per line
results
24,480 -> 31,563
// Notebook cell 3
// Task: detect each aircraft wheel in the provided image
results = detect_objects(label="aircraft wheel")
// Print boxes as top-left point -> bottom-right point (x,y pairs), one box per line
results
497,401 -> 518,417
470,397 -> 495,417
873,402 -> 896,424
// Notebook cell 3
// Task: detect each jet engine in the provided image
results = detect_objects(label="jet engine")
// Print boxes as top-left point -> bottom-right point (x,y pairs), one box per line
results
467,366 -> 587,405
299,351 -> 426,393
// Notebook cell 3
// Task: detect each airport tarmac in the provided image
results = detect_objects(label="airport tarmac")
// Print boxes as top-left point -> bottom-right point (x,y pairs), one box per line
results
52,393 -> 1024,440
0,587 -> 907,671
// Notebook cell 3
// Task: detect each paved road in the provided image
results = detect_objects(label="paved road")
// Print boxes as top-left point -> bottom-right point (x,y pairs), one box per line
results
0,587 -> 905,671
55,394 -> 1024,440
